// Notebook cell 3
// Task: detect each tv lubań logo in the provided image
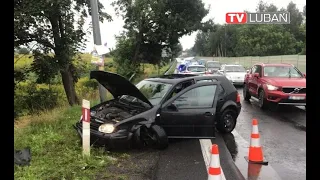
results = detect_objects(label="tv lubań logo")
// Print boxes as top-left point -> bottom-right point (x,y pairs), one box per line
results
225,12 -> 290,24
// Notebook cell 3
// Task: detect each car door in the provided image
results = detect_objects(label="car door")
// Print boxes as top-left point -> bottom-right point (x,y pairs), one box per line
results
248,65 -> 257,94
158,82 -> 220,138
249,65 -> 262,96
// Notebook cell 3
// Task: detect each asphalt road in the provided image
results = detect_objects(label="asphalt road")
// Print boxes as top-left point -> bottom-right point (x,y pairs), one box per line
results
112,63 -> 305,180
234,86 -> 306,180
152,87 -> 306,180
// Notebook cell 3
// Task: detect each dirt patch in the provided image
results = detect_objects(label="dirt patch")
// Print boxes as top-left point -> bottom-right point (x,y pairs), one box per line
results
97,148 -> 161,180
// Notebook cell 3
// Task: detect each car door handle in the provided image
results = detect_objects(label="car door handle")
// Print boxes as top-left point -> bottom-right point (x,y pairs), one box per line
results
218,98 -> 224,101
204,112 -> 213,116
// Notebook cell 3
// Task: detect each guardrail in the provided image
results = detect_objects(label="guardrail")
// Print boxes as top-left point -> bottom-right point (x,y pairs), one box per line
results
195,55 -> 306,73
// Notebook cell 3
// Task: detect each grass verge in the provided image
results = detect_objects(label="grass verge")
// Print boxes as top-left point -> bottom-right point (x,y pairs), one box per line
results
14,104 -> 125,180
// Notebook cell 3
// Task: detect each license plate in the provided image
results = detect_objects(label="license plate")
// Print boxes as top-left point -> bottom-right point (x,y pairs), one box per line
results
289,96 -> 305,100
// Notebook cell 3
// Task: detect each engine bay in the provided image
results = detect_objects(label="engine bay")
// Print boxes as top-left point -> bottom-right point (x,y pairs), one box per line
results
91,101 -> 145,123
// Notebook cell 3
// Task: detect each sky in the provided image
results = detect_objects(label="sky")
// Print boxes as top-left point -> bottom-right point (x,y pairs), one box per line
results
84,0 -> 306,52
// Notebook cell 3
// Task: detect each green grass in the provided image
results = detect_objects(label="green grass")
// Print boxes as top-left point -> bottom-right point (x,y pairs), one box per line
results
13,53 -> 174,179
14,105 -> 119,180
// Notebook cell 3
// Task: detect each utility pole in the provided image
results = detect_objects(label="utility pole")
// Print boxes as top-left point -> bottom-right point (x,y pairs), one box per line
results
224,24 -> 227,57
90,0 -> 107,102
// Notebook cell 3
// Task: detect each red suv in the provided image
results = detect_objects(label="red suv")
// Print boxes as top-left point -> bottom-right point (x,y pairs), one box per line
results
243,63 -> 306,109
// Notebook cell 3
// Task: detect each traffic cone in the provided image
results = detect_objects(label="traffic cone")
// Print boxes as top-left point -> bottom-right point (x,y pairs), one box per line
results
246,119 -> 268,165
208,144 -> 222,180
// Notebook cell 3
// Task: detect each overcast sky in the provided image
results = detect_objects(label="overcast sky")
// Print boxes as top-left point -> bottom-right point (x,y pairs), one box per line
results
84,0 -> 306,52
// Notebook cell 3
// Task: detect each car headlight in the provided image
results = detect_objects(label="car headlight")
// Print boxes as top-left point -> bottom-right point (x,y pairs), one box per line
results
98,124 -> 115,133
266,84 -> 278,91
90,111 -> 96,116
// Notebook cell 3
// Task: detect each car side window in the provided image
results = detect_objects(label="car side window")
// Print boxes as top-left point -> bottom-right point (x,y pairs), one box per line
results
254,65 -> 262,76
250,66 -> 256,74
196,79 -> 223,96
172,85 -> 217,109
166,80 -> 195,101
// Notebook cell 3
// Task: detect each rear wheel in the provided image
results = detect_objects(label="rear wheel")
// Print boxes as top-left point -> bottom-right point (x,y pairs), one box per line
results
217,108 -> 237,133
258,89 -> 268,109
243,84 -> 251,101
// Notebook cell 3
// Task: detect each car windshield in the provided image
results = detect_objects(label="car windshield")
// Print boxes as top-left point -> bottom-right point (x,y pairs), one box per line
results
133,80 -> 172,106
187,66 -> 206,72
207,62 -> 220,68
225,66 -> 246,72
263,66 -> 303,78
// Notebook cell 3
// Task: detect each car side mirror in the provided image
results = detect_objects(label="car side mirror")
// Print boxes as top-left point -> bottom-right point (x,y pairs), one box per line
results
303,73 -> 306,78
253,73 -> 260,78
246,70 -> 250,73
167,103 -> 178,111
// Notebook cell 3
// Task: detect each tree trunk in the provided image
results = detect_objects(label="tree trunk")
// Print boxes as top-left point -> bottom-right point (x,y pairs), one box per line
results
60,66 -> 79,106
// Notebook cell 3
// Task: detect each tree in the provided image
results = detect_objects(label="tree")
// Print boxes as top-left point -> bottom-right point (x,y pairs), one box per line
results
171,43 -> 183,58
112,0 -> 210,76
234,25 -> 296,56
192,1 -> 305,57
18,47 -> 30,55
14,0 -> 111,105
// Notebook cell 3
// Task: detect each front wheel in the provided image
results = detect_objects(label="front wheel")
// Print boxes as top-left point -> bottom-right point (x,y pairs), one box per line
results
243,84 -> 251,101
140,125 -> 168,150
217,109 -> 237,133
258,89 -> 268,109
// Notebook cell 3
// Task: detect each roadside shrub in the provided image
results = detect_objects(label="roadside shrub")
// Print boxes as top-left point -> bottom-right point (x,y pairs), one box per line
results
14,82 -> 61,117
75,77 -> 99,100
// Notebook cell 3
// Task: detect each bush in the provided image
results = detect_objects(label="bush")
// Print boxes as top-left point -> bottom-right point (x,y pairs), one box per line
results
14,82 -> 62,117
14,77 -> 100,118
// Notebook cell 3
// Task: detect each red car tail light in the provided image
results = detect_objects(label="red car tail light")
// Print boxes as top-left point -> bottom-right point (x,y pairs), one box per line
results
236,92 -> 241,103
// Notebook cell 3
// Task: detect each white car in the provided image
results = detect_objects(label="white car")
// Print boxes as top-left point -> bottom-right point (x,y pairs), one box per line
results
180,65 -> 206,75
218,64 -> 246,86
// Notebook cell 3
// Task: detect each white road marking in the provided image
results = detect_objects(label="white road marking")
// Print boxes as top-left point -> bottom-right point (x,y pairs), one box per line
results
199,139 -> 226,180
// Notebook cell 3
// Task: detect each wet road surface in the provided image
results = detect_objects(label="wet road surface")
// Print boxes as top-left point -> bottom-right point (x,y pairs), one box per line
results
106,66 -> 305,179
234,87 -> 306,180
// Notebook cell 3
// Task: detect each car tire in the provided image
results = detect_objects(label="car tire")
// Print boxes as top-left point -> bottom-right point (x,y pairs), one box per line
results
150,125 -> 169,150
217,108 -> 237,133
243,84 -> 251,101
258,89 -> 268,109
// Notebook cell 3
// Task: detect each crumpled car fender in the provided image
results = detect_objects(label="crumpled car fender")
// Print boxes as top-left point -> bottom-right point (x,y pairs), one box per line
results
131,121 -> 153,147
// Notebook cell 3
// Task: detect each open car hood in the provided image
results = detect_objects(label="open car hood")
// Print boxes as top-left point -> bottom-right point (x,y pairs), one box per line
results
90,71 -> 153,106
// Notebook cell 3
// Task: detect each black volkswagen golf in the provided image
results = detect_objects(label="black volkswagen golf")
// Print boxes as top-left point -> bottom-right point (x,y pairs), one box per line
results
74,71 -> 241,150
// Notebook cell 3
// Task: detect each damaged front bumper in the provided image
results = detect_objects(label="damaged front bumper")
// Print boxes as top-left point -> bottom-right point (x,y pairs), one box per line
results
73,122 -> 133,149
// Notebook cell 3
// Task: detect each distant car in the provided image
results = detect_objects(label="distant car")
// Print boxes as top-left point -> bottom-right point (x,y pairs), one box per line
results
243,63 -> 306,109
74,71 -> 241,150
206,61 -> 221,73
198,59 -> 206,65
218,64 -> 246,86
181,65 -> 207,75
177,64 -> 186,73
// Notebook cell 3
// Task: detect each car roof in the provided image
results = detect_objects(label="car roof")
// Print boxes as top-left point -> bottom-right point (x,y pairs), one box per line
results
224,64 -> 244,66
187,65 -> 205,67
144,74 -> 236,94
254,63 -> 294,67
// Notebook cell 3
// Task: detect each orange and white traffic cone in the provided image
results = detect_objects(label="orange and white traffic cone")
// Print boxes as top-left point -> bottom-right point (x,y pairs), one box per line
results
208,144 -> 222,180
246,119 -> 268,165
